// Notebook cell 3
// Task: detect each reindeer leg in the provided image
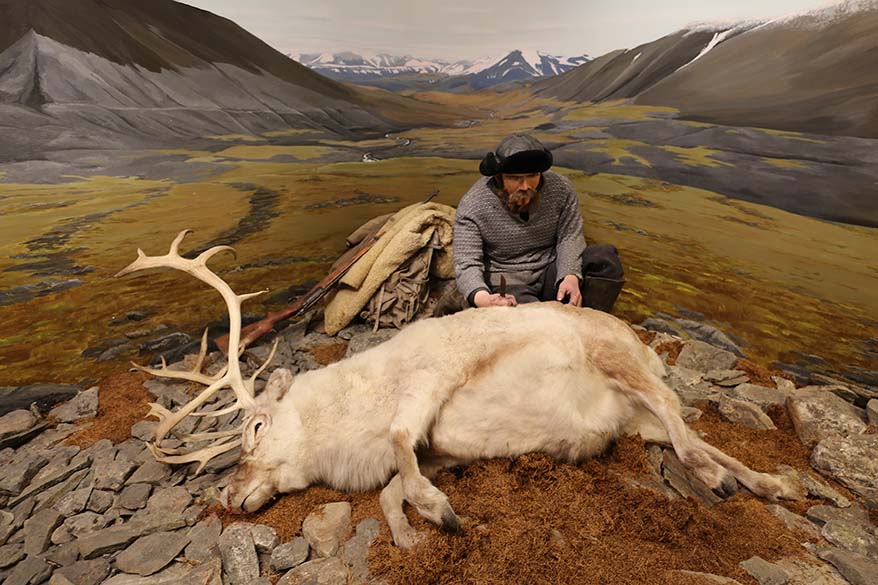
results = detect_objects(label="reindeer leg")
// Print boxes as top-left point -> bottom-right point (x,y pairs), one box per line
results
389,380 -> 460,534
617,375 -> 737,498
687,434 -> 804,500
380,474 -> 422,549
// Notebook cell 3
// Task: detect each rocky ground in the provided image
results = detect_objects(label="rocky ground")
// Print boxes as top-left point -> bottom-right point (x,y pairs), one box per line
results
0,311 -> 877,585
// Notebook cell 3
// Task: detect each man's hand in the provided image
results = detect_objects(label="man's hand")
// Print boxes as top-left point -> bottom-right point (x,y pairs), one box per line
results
556,274 -> 582,307
474,290 -> 518,308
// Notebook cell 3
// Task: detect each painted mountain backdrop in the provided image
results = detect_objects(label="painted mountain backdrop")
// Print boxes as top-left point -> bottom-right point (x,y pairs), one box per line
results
0,0 -> 461,158
294,50 -> 591,91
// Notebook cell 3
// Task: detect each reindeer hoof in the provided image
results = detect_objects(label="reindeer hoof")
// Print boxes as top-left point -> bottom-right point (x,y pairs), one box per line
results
712,474 -> 738,499
441,508 -> 461,534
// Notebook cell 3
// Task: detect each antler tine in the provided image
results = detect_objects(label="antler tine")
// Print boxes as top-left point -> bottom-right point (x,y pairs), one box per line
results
146,438 -> 242,475
248,338 -> 279,389
129,329 -> 222,386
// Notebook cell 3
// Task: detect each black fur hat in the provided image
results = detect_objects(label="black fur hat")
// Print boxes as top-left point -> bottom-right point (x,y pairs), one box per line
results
479,133 -> 553,176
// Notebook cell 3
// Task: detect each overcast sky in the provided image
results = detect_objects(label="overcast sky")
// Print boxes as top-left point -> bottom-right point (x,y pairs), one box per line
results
183,0 -> 834,61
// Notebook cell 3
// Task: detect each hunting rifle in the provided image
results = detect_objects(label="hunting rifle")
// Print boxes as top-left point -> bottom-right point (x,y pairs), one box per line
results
216,190 -> 439,355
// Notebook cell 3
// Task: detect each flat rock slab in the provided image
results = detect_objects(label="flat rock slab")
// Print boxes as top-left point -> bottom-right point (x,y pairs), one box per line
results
729,383 -> 792,411
218,523 -> 259,585
185,515 -> 222,563
675,340 -> 738,372
718,396 -> 776,430
24,508 -> 63,555
49,386 -> 99,422
302,502 -> 352,558
77,513 -> 186,559
788,389 -> 867,447
811,434 -> 878,502
0,409 -> 37,440
277,557 -> 350,585
817,547 -> 878,585
54,558 -> 111,585
271,537 -> 309,572
115,531 -> 191,576
102,558 -> 222,585
0,383 -> 81,416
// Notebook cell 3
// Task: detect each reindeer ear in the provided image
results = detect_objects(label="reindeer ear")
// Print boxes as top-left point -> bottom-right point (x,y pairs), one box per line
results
265,368 -> 294,402
242,413 -> 271,453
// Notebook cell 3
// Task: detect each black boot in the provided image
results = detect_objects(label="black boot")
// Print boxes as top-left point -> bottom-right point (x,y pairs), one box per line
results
582,276 -> 624,313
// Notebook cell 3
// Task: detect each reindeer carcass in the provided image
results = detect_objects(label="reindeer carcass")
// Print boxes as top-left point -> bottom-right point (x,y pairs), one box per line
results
117,232 -> 802,548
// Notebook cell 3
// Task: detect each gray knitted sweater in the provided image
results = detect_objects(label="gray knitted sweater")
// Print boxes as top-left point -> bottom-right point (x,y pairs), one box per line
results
453,170 -> 586,302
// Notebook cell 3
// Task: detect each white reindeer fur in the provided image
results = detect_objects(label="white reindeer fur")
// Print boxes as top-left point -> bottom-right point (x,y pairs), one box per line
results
227,301 -> 800,547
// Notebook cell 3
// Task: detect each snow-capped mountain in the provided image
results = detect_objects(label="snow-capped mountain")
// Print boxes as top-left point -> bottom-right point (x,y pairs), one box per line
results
292,49 -> 590,89
466,50 -> 590,89
293,52 -> 453,79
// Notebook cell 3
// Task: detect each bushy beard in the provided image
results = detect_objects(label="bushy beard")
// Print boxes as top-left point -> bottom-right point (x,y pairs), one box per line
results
499,187 -> 538,214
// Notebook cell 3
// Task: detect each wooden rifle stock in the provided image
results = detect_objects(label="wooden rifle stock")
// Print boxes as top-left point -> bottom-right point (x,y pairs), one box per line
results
216,234 -> 379,355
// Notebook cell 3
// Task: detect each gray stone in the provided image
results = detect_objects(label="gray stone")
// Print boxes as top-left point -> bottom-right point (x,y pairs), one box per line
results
0,421 -> 50,450
119,483 -> 152,510
0,410 -> 37,440
11,498 -> 35,531
93,456 -> 138,492
0,452 -> 48,496
739,556 -> 789,585
34,468 -> 90,513
341,533 -> 372,581
270,538 -> 309,572
806,504 -> 871,529
765,505 -> 820,539
817,547 -> 878,585
185,515 -> 222,563
867,399 -> 878,426
51,523 -> 73,545
681,406 -> 703,422
250,524 -> 279,554
773,376 -> 797,393
54,485 -> 93,517
788,388 -> 867,447
773,556 -> 850,585
86,490 -> 113,514
218,523 -> 259,585
0,384 -> 80,417
811,434 -> 878,502
0,543 -> 25,568
821,521 -> 878,559
54,558 -> 111,585
799,473 -> 851,508
0,510 -> 15,545
302,502 -> 352,558
49,387 -> 99,423
705,369 -> 749,387
115,439 -> 148,463
664,365 -> 718,406
200,447 -> 240,474
344,329 -> 397,357
718,396 -> 776,430
356,518 -> 380,543
102,558 -> 222,585
24,507 -> 63,555
63,511 -> 108,538
50,573 -> 76,585
661,449 -> 721,506
10,453 -> 92,507
76,512 -> 186,559
3,555 -> 52,585
278,557 -> 350,585
729,383 -> 792,411
44,540 -> 80,567
115,531 -> 191,576
145,486 -> 191,515
130,421 -> 157,442
675,340 -> 738,372
673,319 -> 745,357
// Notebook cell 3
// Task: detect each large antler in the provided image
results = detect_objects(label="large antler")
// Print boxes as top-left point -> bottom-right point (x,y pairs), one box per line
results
115,230 -> 271,472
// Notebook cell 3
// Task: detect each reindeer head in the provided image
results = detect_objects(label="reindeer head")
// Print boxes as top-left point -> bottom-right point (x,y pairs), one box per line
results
116,231 -> 310,511
227,368 -> 312,512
